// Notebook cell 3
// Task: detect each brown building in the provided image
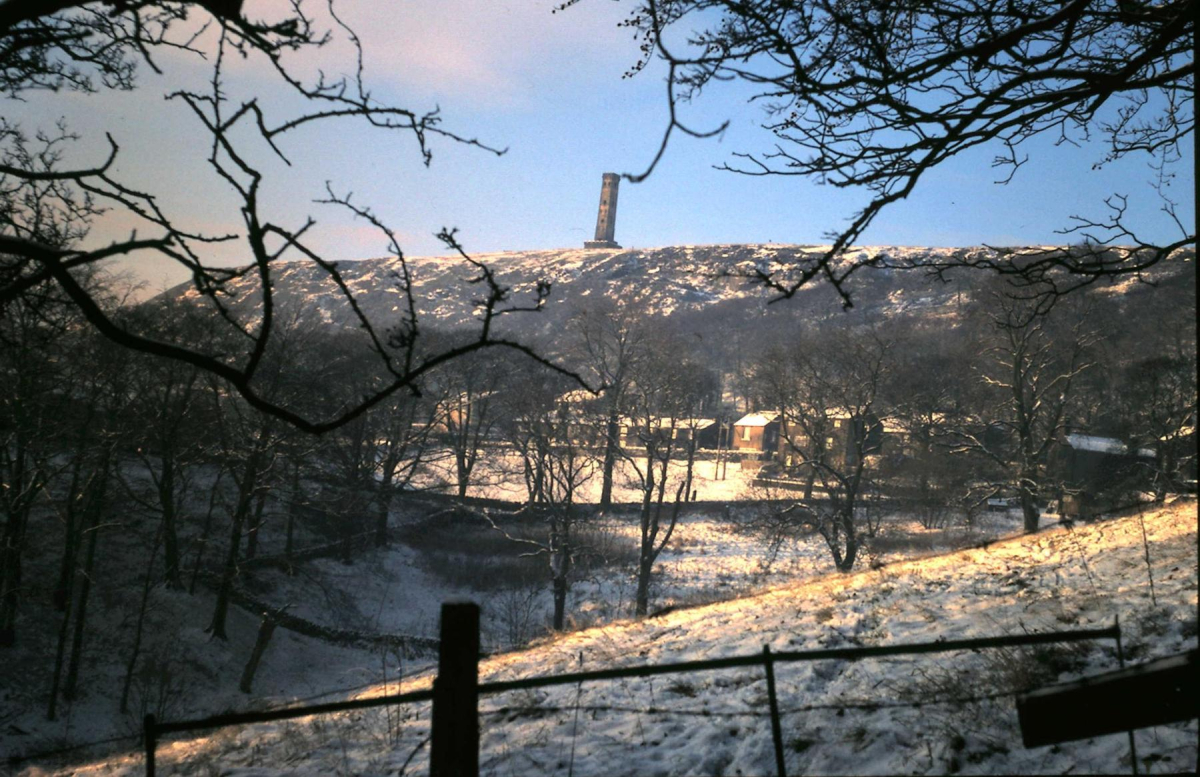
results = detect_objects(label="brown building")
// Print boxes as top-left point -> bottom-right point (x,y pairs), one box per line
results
774,410 -> 888,469
1052,432 -> 1156,518
732,412 -> 781,455
619,417 -> 720,451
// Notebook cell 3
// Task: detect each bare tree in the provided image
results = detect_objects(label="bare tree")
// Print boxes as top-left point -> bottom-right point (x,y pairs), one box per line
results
479,370 -> 600,630
951,290 -> 1097,532
757,329 -> 892,572
621,335 -> 715,615
1,1 -> 577,434
1122,335 -> 1198,499
570,302 -> 648,509
0,270 -> 116,646
434,351 -> 504,499
49,330 -> 133,714
371,394 -> 438,547
541,441 -> 596,630
309,347 -> 436,555
497,373 -> 568,506
883,320 -> 977,526
609,0 -> 1194,305
120,302 -> 215,587
206,385 -> 279,640
1,306 -> 64,645
199,316 -> 313,638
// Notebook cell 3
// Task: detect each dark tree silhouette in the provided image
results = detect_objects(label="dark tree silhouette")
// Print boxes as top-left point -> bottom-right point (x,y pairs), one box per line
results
570,301 -> 649,509
609,0 -> 1195,306
1,1 -> 578,434
755,328 -> 892,572
950,289 -> 1097,532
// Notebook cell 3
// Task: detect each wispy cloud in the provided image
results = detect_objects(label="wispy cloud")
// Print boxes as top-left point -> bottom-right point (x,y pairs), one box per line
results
322,1 -> 636,108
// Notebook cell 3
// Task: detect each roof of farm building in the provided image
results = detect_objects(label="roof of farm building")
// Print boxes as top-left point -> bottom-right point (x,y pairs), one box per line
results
734,412 -> 781,427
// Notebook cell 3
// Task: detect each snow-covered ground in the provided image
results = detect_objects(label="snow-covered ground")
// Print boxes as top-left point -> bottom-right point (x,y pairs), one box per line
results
244,493 -> 1024,657
47,498 -> 1198,776
0,463 -> 1018,774
415,450 -> 755,504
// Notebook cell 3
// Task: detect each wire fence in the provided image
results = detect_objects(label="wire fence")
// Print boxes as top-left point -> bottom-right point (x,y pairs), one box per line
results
136,609 -> 1133,777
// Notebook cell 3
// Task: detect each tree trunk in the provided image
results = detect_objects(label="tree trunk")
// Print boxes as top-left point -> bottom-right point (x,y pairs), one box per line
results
550,503 -> 573,631
836,511 -> 858,572
1020,485 -> 1040,533
634,447 -> 658,618
375,470 -> 392,547
0,496 -> 33,646
238,614 -> 277,694
1153,451 -> 1174,502
285,506 -> 297,575
456,472 -> 468,499
159,456 -> 182,588
684,441 -> 697,501
635,554 -> 652,617
552,570 -> 568,631
208,453 -> 262,639
46,515 -> 80,720
189,467 -> 224,596
120,519 -> 164,713
63,466 -> 105,702
1018,461 -> 1040,532
286,464 -> 300,571
600,411 -> 620,509
246,486 -> 268,560
54,453 -> 87,611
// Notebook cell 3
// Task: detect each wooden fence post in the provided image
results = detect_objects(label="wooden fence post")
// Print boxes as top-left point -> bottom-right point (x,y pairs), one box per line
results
763,645 -> 787,777
430,602 -> 480,777
143,713 -> 157,777
1115,616 -> 1139,777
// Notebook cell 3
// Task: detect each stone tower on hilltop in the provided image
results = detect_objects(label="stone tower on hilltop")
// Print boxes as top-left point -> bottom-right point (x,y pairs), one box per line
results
584,173 -> 621,249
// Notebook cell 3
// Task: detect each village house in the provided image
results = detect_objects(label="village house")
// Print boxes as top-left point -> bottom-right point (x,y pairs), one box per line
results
550,389 -> 605,446
776,410 -> 887,470
731,412 -> 781,455
619,417 -> 721,451
1051,431 -> 1156,518
428,389 -> 500,437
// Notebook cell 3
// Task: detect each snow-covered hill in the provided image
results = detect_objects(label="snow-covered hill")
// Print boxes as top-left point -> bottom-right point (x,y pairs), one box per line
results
170,245 -> 1193,346
67,499 -> 1197,776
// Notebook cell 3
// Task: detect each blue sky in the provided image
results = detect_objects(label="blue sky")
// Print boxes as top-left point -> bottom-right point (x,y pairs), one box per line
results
9,1 -> 1194,294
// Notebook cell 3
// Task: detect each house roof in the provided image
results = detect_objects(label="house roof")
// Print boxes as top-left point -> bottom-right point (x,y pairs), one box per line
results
734,412 -> 780,427
620,417 -> 717,430
1065,433 -> 1155,458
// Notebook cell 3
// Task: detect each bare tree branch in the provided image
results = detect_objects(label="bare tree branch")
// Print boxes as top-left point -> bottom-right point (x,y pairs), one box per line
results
605,0 -> 1195,307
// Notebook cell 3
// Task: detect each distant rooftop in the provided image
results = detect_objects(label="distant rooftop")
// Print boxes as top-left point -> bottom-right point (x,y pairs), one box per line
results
734,412 -> 780,427
1065,433 -> 1155,458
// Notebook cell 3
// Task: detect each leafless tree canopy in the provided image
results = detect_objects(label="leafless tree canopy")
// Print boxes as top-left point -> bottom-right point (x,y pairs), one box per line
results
612,0 -> 1195,306
1,0 -> 573,434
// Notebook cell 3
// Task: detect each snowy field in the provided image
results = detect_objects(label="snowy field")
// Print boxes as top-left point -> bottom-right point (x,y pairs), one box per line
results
2,461 -> 1027,775
246,488 -> 1036,656
42,498 -> 1198,776
414,450 -> 756,504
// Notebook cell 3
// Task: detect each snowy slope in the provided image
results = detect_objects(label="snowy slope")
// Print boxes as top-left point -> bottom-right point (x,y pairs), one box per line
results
62,499 -> 1197,776
168,245 -> 1194,345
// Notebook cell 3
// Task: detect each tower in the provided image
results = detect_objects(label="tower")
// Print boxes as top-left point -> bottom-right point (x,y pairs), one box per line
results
584,173 -> 621,249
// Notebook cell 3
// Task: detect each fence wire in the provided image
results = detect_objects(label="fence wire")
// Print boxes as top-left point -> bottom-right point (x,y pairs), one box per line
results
133,622 -> 1129,777
479,688 -> 1019,723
